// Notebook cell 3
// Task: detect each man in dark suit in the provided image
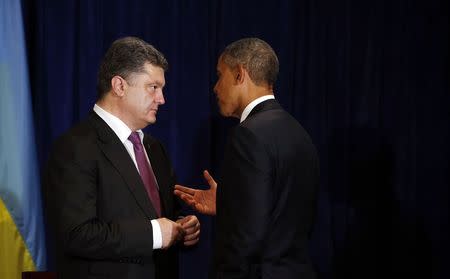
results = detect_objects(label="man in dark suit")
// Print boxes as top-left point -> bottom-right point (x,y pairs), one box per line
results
43,37 -> 200,279
175,38 -> 319,279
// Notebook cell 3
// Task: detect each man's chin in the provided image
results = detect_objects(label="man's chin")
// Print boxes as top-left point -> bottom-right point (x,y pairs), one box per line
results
219,109 -> 237,119
219,112 -> 230,118
218,107 -> 230,117
145,116 -> 157,125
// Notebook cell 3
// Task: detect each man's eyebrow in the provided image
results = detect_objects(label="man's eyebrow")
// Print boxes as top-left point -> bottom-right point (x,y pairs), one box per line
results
147,81 -> 164,86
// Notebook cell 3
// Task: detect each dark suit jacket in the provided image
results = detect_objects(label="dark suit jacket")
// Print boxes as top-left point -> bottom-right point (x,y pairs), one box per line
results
213,99 -> 319,279
43,112 -> 179,279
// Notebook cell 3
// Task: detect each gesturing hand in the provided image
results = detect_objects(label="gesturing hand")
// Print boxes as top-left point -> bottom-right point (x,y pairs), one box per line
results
174,170 -> 217,215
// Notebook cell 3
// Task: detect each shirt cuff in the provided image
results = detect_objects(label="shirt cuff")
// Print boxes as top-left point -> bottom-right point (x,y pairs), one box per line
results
150,219 -> 163,249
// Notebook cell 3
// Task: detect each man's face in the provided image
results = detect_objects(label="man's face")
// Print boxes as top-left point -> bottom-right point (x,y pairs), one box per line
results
122,63 -> 165,129
213,57 -> 242,118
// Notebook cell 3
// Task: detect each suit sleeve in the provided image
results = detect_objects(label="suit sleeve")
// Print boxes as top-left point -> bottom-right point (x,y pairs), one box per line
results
43,137 -> 154,260
214,125 -> 273,278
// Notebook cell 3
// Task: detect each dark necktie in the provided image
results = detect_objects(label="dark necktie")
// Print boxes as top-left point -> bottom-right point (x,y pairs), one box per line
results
128,131 -> 161,216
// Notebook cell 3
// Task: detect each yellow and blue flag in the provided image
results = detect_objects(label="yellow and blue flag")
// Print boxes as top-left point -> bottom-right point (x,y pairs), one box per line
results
1,0 -> 47,278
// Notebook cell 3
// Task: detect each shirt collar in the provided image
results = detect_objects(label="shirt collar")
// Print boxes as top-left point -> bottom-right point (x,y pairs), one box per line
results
93,104 -> 144,143
240,95 -> 275,123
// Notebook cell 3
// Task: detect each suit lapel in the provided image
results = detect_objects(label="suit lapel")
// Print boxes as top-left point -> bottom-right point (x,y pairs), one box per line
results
88,112 -> 158,218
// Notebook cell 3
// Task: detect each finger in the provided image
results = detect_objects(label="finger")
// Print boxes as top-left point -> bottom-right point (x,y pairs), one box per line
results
184,229 -> 200,241
176,224 -> 186,238
174,184 -> 197,195
175,192 -> 197,207
183,219 -> 199,232
176,215 -> 190,226
184,220 -> 200,234
183,238 -> 199,246
203,170 -> 217,188
180,215 -> 197,228
173,189 -> 189,200
184,225 -> 200,235
173,191 -> 187,200
175,218 -> 185,225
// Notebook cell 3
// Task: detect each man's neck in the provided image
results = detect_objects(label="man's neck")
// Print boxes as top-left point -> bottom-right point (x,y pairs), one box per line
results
96,99 -> 138,131
241,86 -> 273,111
239,94 -> 275,122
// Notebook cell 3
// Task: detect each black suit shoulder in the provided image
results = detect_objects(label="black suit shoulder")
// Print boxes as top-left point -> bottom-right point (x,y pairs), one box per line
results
214,99 -> 319,279
241,101 -> 318,166
50,115 -> 101,156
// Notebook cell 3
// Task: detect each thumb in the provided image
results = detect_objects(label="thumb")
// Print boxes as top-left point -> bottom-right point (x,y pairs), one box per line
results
203,170 -> 217,189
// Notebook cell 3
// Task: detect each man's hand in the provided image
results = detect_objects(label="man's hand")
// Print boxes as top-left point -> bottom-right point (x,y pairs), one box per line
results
176,215 -> 200,246
174,170 -> 217,215
157,217 -> 185,249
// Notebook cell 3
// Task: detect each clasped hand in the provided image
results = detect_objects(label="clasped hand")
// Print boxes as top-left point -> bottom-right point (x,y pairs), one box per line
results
157,215 -> 200,249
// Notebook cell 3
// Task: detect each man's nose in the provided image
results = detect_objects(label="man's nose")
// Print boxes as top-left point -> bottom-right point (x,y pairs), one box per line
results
156,90 -> 165,105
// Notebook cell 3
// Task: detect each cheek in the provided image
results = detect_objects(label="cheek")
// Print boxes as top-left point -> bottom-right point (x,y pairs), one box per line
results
141,92 -> 154,105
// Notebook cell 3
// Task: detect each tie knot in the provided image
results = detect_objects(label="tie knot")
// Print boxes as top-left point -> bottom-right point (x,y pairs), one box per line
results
128,131 -> 142,146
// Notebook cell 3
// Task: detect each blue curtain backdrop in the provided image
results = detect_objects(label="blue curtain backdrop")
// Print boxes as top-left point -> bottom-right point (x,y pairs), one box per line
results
21,0 -> 449,278
0,0 -> 46,276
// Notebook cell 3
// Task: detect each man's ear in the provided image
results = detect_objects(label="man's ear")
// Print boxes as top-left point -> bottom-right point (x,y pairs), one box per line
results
235,65 -> 245,84
111,76 -> 126,97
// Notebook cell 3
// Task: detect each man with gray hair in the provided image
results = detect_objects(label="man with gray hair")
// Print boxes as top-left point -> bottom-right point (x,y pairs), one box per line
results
44,37 -> 200,279
175,38 -> 319,278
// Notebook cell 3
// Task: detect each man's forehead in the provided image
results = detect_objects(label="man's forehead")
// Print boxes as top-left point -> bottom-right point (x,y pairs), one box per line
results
143,62 -> 164,72
140,64 -> 165,79
216,57 -> 227,71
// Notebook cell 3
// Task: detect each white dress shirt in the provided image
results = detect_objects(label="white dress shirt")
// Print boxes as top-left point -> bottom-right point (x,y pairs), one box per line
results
240,95 -> 275,123
93,104 -> 163,249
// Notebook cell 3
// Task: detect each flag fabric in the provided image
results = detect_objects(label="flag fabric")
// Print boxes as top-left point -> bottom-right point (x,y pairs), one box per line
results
0,0 -> 47,278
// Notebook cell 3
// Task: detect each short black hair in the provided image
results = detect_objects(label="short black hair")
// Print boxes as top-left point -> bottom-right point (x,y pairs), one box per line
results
96,36 -> 168,100
221,38 -> 279,86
